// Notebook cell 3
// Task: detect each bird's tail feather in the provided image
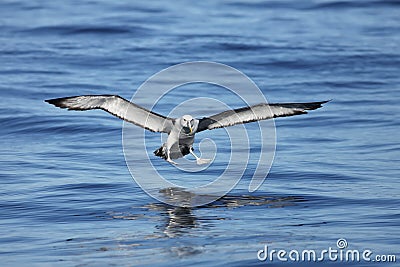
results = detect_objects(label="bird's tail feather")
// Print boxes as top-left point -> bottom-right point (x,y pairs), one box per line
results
153,145 -> 192,160
154,146 -> 167,160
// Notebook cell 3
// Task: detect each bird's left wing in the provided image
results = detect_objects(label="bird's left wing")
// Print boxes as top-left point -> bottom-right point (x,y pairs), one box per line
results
196,100 -> 329,132
45,95 -> 174,133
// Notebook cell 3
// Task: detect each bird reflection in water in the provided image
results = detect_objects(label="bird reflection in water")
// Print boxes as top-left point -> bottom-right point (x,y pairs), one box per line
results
152,187 -> 307,238
153,188 -> 199,238
108,187 -> 307,257
111,187 -> 306,239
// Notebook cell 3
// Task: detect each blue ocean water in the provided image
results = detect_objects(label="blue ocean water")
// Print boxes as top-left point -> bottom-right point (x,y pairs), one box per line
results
1,0 -> 399,266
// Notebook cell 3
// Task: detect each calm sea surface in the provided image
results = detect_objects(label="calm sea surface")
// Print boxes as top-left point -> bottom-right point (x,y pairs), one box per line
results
1,0 -> 399,266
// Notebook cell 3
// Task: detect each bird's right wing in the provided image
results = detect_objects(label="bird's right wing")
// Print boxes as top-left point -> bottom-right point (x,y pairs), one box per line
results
45,95 -> 174,133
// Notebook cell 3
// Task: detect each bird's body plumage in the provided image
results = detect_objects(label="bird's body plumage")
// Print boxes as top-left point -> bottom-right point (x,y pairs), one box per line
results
46,95 -> 329,164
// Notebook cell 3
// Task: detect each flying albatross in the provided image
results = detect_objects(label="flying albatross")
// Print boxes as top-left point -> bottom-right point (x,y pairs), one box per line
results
45,95 -> 329,165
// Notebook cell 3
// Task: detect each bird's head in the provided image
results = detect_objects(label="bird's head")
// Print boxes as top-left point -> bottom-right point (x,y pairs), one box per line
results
180,115 -> 195,134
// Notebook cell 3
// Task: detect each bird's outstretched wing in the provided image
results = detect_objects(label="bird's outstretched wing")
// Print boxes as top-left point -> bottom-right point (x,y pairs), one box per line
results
45,95 -> 174,133
197,100 -> 329,132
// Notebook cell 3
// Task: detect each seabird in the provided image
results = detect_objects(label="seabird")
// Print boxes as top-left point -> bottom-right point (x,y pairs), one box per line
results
45,95 -> 329,165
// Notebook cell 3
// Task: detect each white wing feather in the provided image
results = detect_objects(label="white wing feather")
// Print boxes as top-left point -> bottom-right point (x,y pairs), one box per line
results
197,101 -> 329,132
46,95 -> 173,133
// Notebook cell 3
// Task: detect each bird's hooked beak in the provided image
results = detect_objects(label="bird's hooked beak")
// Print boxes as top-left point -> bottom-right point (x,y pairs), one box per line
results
188,122 -> 193,134
186,120 -> 193,134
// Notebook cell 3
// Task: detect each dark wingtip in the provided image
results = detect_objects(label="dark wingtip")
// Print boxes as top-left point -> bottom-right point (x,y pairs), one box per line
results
307,99 -> 331,110
44,97 -> 68,108
317,99 -> 332,108
45,98 -> 56,104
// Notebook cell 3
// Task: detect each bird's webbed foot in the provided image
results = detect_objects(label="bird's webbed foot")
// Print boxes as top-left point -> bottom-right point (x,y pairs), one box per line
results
190,149 -> 211,165
196,158 -> 211,165
166,158 -> 178,165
